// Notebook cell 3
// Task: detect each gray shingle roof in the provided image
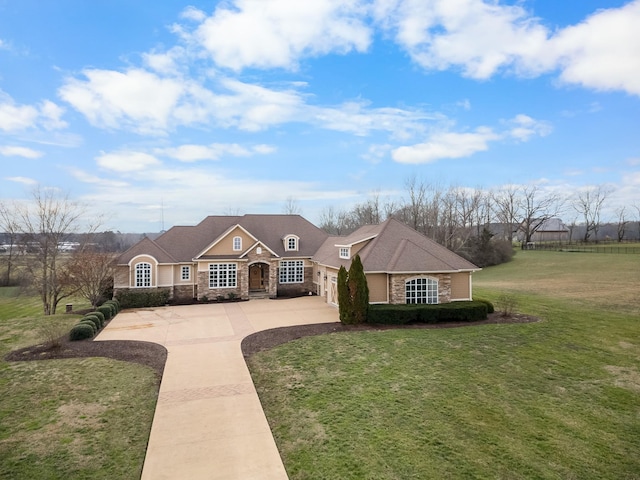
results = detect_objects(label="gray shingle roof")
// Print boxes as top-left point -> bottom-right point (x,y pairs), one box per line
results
117,214 -> 328,265
314,218 -> 478,273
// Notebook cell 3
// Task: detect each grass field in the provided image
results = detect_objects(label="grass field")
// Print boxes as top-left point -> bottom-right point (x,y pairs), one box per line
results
0,288 -> 159,479
248,250 -> 640,479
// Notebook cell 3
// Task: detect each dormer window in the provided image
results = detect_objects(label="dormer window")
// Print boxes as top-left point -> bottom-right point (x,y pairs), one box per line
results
339,247 -> 350,259
233,236 -> 242,251
284,235 -> 299,251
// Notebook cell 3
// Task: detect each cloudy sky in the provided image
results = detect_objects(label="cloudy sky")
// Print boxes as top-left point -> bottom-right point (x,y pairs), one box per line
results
1,0 -> 639,231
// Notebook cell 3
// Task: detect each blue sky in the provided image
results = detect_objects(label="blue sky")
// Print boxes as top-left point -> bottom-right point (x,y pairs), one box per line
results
1,0 -> 638,232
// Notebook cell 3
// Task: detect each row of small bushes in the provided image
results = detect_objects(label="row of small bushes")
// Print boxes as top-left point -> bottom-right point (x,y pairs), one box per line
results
367,300 -> 492,325
69,299 -> 121,341
115,288 -> 170,309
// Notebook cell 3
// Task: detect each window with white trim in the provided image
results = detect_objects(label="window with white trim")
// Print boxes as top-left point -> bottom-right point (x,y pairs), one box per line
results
181,265 -> 190,281
284,235 -> 298,251
135,262 -> 151,287
209,263 -> 237,288
279,260 -> 304,283
339,247 -> 350,259
405,277 -> 438,304
233,236 -> 242,251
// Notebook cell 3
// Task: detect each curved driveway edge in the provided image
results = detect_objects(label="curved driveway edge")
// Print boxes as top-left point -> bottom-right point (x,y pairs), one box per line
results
95,296 -> 339,480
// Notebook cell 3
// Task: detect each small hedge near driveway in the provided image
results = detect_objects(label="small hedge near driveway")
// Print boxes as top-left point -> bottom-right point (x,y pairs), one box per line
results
367,300 -> 489,325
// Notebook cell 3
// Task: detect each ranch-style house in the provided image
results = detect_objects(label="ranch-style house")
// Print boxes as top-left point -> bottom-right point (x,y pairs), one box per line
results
114,214 -> 480,306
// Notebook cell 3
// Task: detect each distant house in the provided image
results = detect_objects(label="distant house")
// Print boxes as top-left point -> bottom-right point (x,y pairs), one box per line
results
114,215 -> 479,306
517,217 -> 569,244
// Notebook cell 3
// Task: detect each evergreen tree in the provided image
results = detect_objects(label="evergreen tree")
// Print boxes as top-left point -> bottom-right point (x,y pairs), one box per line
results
337,265 -> 351,324
348,255 -> 369,324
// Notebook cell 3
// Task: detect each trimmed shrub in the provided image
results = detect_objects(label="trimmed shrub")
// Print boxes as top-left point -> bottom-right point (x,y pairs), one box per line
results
69,323 -> 95,341
91,310 -> 105,326
97,304 -> 113,321
104,299 -> 120,313
475,298 -> 495,314
367,301 -> 488,325
115,288 -> 171,309
77,320 -> 97,335
82,314 -> 102,330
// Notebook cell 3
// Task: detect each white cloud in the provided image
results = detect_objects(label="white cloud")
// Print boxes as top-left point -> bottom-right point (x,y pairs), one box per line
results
505,114 -> 552,142
376,0 -> 640,96
59,69 -> 184,135
0,146 -> 43,158
391,113 -> 550,164
157,143 -> 275,162
376,0 -> 549,79
5,176 -> 38,186
185,0 -> 372,71
96,150 -> 161,172
0,92 -> 67,132
392,127 -> 499,164
549,1 -> 640,95
66,167 -> 129,187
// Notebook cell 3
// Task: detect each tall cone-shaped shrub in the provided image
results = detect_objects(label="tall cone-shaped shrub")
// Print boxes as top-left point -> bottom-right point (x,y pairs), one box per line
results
337,265 -> 352,324
348,254 -> 369,324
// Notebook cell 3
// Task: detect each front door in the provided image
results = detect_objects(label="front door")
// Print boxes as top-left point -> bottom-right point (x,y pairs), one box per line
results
249,264 -> 264,290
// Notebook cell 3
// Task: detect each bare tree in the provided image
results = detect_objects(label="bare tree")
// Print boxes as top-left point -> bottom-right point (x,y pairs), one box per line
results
66,250 -> 116,307
17,188 -> 98,315
492,186 -> 520,242
282,196 -> 301,215
517,186 -> 564,245
573,186 -> 610,242
0,201 -> 22,286
615,207 -> 629,242
403,174 -> 428,232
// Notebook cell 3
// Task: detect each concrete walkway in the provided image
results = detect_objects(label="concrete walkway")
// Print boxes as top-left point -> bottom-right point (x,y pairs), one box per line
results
95,296 -> 339,480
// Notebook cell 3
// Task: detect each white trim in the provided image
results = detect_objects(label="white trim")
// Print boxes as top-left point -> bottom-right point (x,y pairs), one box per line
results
283,234 -> 299,251
194,224 -> 258,259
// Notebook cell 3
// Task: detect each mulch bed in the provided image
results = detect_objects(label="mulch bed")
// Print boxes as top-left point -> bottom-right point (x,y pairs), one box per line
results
5,312 -> 538,377
241,311 -> 539,357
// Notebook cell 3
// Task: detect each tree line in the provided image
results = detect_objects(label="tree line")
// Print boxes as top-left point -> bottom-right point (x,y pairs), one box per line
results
314,177 -> 639,256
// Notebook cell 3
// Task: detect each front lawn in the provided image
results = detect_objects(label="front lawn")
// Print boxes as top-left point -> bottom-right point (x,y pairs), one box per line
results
0,289 -> 159,479
248,251 -> 640,479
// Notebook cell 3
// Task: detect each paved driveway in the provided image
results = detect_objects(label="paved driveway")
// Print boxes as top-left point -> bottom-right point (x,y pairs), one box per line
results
95,296 -> 339,480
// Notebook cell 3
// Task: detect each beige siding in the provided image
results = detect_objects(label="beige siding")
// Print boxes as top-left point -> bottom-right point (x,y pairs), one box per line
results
158,265 -> 173,286
114,265 -> 129,288
450,272 -> 471,300
202,227 -> 254,256
174,264 -> 195,284
366,273 -> 388,303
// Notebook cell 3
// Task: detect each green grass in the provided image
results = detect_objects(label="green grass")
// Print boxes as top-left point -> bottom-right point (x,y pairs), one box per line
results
0,287 -> 159,479
248,251 -> 640,479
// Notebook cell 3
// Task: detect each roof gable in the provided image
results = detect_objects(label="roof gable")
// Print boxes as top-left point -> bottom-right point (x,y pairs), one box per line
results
117,236 -> 177,265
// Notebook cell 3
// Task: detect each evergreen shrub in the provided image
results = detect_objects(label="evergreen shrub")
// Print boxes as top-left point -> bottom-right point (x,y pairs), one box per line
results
367,301 -> 488,325
82,314 -> 102,330
97,304 -> 113,320
91,311 -> 105,326
115,288 -> 170,309
69,323 -> 95,341
77,320 -> 97,335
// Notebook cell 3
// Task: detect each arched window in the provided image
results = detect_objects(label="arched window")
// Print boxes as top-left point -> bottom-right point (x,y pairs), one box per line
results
135,262 -> 152,287
233,236 -> 242,251
284,235 -> 299,251
405,277 -> 438,304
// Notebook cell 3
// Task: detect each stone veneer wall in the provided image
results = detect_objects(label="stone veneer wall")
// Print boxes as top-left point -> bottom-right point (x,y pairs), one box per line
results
276,266 -> 315,297
389,273 -> 452,304
197,267 -> 247,300
173,284 -> 196,301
